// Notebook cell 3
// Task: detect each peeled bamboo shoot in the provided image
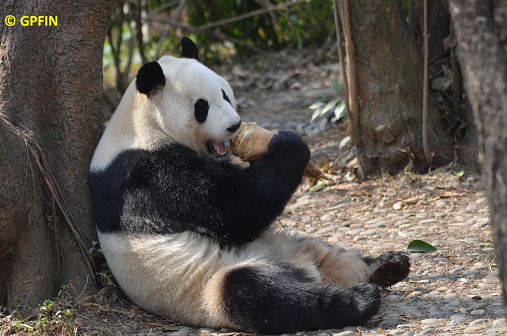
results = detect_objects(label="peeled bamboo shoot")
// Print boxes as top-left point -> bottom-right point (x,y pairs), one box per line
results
231,122 -> 323,179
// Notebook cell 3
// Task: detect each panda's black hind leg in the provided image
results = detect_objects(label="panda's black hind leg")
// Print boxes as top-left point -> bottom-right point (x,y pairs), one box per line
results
221,262 -> 381,334
364,251 -> 410,288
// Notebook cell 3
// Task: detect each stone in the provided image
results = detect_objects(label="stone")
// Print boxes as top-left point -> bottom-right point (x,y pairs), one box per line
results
470,309 -> 486,316
436,200 -> 447,208
438,305 -> 457,311
429,310 -> 452,316
359,230 -> 377,236
449,266 -> 466,274
464,325 -> 488,333
420,318 -> 442,324
345,228 -> 364,235
198,328 -> 216,333
406,309 -> 423,316
332,330 -> 355,336
444,293 -> 459,300
418,219 -> 439,224
493,318 -> 507,327
378,316 -> 401,327
418,327 -> 436,335
487,270 -> 499,278
393,202 -> 403,210
466,204 -> 481,211
449,313 -> 467,320
320,214 -> 333,222
469,318 -> 490,326
447,318 -> 465,326
386,295 -> 402,301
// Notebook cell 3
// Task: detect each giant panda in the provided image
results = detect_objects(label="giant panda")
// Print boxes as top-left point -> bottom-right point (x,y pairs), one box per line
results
89,37 -> 410,334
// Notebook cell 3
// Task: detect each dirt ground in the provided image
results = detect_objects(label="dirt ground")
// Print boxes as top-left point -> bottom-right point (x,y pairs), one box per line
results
2,50 -> 505,336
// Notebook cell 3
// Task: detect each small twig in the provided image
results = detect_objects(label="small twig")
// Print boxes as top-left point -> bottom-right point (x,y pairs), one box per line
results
134,0 -> 147,64
422,0 -> 433,166
0,116 -> 96,281
146,0 -> 305,33
27,143 -> 95,277
155,0 -> 187,60
339,0 -> 360,147
332,0 -> 350,113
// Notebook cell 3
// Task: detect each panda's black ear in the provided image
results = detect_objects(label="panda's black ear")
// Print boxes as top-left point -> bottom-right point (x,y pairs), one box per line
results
136,61 -> 166,96
181,37 -> 200,62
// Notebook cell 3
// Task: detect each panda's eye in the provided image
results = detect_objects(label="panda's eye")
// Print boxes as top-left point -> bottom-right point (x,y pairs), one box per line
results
194,99 -> 209,124
222,89 -> 231,105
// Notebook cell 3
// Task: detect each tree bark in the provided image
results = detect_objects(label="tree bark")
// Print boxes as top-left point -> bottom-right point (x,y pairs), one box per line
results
0,0 -> 113,310
347,0 -> 454,177
450,0 -> 507,312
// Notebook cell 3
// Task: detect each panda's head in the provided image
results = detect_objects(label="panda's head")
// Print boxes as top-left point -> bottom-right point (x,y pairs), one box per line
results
134,37 -> 241,159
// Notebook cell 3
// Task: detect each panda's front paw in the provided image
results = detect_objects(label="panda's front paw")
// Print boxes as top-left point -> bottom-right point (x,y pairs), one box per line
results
266,130 -> 310,161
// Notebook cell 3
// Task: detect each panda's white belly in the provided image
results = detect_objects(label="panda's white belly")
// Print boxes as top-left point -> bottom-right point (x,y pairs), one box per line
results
98,228 -> 362,328
98,230 -> 232,327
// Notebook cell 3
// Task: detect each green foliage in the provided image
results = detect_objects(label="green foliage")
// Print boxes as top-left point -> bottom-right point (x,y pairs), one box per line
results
186,0 -> 334,55
3,286 -> 76,335
407,239 -> 438,253
309,78 -> 347,123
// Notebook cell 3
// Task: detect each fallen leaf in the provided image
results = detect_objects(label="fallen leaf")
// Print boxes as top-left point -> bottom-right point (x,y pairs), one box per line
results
140,320 -> 165,327
329,183 -> 353,190
403,197 -> 420,204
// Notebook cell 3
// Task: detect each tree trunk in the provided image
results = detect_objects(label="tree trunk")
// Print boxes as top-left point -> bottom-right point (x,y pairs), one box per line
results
347,0 -> 454,177
450,0 -> 507,313
0,0 -> 113,311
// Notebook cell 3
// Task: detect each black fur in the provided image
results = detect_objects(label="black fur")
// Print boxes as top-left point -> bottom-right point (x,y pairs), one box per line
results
181,37 -> 200,61
89,131 -> 310,247
226,121 -> 241,133
136,61 -> 166,96
222,262 -> 381,334
222,89 -> 231,105
194,99 -> 209,124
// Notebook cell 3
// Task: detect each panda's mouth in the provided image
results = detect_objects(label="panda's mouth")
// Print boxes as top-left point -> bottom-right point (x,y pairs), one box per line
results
207,140 -> 229,158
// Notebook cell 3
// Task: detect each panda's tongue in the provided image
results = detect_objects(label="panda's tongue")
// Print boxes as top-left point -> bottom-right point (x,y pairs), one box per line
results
211,140 -> 227,155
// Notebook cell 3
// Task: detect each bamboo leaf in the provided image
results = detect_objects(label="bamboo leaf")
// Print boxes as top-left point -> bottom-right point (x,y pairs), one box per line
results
332,78 -> 341,95
320,98 -> 340,117
339,135 -> 352,149
309,101 -> 325,110
309,181 -> 326,192
334,100 -> 347,120
311,106 -> 325,121
407,239 -> 437,253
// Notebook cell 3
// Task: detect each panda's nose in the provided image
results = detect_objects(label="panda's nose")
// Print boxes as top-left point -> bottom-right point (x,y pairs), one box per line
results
227,121 -> 241,133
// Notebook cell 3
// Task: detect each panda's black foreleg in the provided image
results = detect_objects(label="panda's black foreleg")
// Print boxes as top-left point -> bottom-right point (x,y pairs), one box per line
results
221,262 -> 381,334
363,251 -> 411,288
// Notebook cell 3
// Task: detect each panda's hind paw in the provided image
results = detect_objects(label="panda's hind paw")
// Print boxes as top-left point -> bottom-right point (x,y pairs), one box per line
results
368,251 -> 410,288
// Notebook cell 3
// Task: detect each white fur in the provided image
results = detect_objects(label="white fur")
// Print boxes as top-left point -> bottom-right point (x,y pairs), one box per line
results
90,56 -> 240,172
98,228 -> 371,329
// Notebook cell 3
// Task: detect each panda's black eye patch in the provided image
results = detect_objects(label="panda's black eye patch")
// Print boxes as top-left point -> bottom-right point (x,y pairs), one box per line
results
222,89 -> 231,105
194,99 -> 209,124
